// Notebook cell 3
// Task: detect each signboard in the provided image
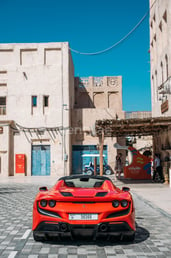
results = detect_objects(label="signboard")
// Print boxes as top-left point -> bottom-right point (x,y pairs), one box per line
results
124,146 -> 152,180
161,100 -> 169,113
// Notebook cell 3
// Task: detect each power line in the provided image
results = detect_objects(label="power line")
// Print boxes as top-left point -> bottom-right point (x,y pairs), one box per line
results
69,0 -> 157,56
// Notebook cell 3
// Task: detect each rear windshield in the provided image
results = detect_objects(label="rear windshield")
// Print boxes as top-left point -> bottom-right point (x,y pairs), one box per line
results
64,177 -> 105,188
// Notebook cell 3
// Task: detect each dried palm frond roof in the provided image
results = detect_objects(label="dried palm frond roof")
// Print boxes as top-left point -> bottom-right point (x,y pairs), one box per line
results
95,116 -> 171,137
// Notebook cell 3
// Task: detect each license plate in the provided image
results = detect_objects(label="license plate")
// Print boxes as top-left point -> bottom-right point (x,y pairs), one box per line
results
69,213 -> 98,220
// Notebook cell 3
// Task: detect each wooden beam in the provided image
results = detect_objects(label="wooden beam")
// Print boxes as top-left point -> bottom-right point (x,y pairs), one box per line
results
99,130 -> 104,176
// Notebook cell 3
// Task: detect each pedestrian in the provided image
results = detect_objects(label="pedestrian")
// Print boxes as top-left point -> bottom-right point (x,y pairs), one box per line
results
152,154 -> 164,183
115,153 -> 122,179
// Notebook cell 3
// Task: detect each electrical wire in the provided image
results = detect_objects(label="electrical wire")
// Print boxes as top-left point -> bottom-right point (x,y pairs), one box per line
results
15,122 -> 70,132
69,0 -> 157,56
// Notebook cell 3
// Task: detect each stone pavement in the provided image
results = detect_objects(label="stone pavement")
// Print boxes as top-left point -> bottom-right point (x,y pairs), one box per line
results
0,175 -> 171,257
113,176 -> 171,217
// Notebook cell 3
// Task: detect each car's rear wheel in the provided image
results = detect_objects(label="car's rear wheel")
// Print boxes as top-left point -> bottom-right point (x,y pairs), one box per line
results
104,169 -> 112,175
86,170 -> 93,175
33,231 -> 45,242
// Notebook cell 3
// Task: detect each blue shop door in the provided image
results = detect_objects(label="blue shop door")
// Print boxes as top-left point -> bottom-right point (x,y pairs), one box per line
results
72,150 -> 83,174
32,145 -> 50,176
72,145 -> 108,174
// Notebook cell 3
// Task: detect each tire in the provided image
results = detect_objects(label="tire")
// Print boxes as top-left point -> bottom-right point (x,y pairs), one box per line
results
86,170 -> 93,175
104,169 -> 112,175
33,231 -> 45,242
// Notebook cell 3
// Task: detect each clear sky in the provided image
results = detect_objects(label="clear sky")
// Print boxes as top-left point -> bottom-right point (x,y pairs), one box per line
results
0,0 -> 151,112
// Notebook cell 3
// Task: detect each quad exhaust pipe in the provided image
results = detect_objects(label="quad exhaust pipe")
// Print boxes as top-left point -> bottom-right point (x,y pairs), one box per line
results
99,223 -> 108,232
60,223 -> 68,232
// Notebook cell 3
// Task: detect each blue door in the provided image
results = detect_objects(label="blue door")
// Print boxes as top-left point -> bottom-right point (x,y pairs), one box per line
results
72,150 -> 83,174
32,145 -> 50,176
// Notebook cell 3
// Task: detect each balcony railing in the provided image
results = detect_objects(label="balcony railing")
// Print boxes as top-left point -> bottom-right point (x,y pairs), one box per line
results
158,76 -> 171,102
0,105 -> 6,115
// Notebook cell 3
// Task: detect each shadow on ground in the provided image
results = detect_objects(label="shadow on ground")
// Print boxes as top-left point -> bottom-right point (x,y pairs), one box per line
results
119,178 -> 153,184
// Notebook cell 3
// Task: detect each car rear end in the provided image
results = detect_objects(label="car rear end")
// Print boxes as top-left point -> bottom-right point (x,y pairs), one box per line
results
32,176 -> 135,241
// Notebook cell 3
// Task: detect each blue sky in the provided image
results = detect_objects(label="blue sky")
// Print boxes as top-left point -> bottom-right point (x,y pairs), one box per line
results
0,0 -> 151,112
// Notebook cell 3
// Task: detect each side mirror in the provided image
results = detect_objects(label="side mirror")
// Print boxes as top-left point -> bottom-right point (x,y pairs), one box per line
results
122,187 -> 130,192
39,186 -> 48,191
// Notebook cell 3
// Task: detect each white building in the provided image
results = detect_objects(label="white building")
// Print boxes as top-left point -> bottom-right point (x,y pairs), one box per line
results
0,42 -> 74,177
149,0 -> 171,181
150,0 -> 171,116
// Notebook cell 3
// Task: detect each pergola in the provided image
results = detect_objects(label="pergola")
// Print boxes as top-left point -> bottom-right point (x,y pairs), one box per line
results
95,116 -> 171,175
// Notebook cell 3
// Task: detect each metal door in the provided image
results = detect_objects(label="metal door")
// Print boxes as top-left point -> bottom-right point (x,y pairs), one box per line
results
32,145 -> 50,176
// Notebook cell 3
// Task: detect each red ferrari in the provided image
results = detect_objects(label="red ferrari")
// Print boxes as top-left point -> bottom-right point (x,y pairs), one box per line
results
32,175 -> 135,241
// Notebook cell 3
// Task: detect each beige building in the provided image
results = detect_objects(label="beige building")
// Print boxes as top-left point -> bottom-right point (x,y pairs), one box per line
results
150,0 -> 171,117
0,42 -> 74,177
72,76 -> 125,174
150,0 -> 171,179
0,42 -> 125,177
0,121 -> 14,177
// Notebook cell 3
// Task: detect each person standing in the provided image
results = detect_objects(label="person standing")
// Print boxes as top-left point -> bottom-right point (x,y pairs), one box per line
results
153,154 -> 164,182
115,153 -> 122,179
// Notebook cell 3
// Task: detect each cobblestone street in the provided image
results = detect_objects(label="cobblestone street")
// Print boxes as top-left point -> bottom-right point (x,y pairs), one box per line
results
0,182 -> 171,258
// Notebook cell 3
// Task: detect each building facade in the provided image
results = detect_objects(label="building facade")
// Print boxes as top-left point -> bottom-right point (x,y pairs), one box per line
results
150,0 -> 171,116
125,111 -> 152,154
72,76 -> 125,174
150,0 -> 171,180
0,42 -> 74,177
0,42 -> 125,177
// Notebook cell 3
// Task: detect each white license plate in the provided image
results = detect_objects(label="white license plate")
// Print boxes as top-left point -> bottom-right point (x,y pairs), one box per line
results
69,213 -> 98,220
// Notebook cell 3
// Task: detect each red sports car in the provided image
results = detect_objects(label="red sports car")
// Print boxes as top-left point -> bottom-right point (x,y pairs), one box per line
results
32,175 -> 135,241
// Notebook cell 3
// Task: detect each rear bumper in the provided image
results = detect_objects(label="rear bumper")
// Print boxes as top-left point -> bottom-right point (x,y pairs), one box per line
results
33,221 -> 135,238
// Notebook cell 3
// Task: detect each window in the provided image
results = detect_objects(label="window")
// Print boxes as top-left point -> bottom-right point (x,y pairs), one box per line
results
32,96 -> 37,107
163,10 -> 167,23
0,71 -> 7,87
159,21 -> 162,32
153,14 -> 156,22
0,97 -> 6,115
161,62 -> 163,83
165,55 -> 169,79
150,20 -> 153,28
44,96 -> 49,107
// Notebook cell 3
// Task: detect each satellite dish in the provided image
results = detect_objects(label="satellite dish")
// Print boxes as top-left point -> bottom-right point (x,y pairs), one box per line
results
113,143 -> 128,150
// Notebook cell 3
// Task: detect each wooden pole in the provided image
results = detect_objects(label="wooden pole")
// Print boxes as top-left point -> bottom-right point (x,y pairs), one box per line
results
94,157 -> 97,176
100,130 -> 104,176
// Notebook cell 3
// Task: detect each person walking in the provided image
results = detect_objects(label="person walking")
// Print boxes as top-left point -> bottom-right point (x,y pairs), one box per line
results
152,154 -> 164,183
